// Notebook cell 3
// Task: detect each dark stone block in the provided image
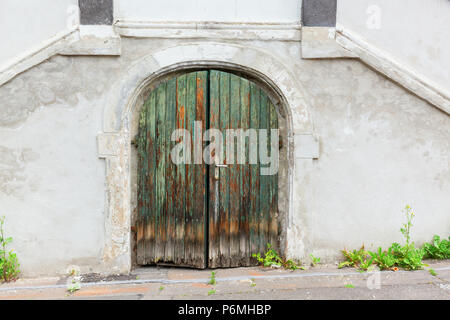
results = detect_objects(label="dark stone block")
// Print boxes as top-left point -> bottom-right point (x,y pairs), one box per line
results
79,0 -> 113,25
302,0 -> 337,27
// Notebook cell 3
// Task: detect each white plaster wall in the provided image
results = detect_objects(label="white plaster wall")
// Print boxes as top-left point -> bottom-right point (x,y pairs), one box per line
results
116,0 -> 302,23
0,101 -> 106,276
0,37 -> 448,276
0,0 -> 78,68
337,0 -> 450,92
0,56 -> 113,277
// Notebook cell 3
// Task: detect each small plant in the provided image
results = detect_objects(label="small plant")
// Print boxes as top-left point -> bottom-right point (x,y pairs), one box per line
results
428,268 -> 438,277
159,286 -> 164,291
310,254 -> 321,266
338,246 -> 374,271
208,289 -> 216,296
422,235 -> 450,260
384,205 -> 425,270
359,257 -> 375,272
400,205 -> 414,249
285,259 -> 300,271
67,279 -> 81,293
344,284 -> 354,288
68,269 -> 77,277
369,247 -> 397,270
339,205 -> 431,272
208,271 -> 217,285
253,244 -> 301,271
250,279 -> 256,287
253,244 -> 283,268
389,242 -> 425,270
0,216 -> 20,282
387,206 -> 426,270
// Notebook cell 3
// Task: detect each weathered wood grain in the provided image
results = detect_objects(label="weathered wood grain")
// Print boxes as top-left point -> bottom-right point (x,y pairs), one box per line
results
218,71 -> 231,267
137,70 -> 279,268
208,70 -> 221,268
239,78 -> 251,266
249,83 -> 261,261
174,75 -> 187,265
229,74 -> 241,267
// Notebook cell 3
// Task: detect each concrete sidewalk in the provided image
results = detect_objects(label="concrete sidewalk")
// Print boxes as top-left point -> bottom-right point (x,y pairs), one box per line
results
0,260 -> 449,300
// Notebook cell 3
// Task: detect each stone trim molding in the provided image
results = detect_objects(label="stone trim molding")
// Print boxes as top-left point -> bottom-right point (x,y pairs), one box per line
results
0,27 -> 79,87
114,21 -> 302,41
98,42 -> 316,273
335,25 -> 450,114
102,43 -> 314,134
0,25 -> 121,87
3,20 -> 448,116
60,25 -> 121,56
0,21 -> 301,88
301,27 -> 357,59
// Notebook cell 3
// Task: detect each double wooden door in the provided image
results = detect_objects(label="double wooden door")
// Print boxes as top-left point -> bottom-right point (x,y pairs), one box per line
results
136,70 -> 278,268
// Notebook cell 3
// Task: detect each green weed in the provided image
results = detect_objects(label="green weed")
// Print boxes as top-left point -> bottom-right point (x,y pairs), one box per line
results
423,235 -> 449,260
339,205 -> 435,272
253,244 -> 301,271
0,216 -> 20,282
208,289 -> 216,295
428,268 -> 438,276
310,254 -> 321,266
208,271 -> 217,285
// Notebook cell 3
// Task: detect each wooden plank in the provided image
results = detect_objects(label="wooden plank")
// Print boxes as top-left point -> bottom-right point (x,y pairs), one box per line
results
145,90 -> 157,264
174,74 -> 187,265
193,71 -> 207,268
269,100 -> 279,250
208,70 -> 221,268
136,93 -> 148,265
184,72 -> 197,266
229,74 -> 241,267
239,78 -> 250,266
258,90 -> 270,253
248,82 -> 261,263
164,77 -> 177,262
218,71 -> 231,267
154,83 -> 167,262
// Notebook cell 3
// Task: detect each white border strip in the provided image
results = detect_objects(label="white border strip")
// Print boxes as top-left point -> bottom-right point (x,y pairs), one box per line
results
335,25 -> 450,114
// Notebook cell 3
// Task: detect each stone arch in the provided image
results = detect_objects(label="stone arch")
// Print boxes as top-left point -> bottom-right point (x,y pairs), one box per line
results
97,42 -> 314,273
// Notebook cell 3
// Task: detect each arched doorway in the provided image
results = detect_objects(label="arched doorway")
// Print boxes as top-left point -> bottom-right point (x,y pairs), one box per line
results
136,70 -> 279,268
98,42 -> 313,274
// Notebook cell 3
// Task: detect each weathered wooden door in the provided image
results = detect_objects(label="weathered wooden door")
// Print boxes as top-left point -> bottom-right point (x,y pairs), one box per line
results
137,70 -> 278,268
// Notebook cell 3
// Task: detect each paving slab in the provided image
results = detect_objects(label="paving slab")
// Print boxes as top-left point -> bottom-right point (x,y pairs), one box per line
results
0,261 -> 448,300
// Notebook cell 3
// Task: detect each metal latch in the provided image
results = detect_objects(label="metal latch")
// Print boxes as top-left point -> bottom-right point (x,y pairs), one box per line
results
214,163 -> 228,180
